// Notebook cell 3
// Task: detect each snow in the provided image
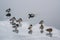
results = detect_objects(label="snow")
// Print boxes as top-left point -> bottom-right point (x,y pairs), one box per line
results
0,20 -> 60,40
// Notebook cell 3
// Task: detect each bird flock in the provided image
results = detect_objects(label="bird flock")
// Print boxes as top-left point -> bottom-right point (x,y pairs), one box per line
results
5,8 -> 53,37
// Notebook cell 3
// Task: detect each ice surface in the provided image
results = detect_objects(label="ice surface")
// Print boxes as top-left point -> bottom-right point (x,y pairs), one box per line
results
0,20 -> 60,40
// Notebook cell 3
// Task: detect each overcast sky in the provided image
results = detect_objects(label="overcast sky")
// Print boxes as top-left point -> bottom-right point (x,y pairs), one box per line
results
0,0 -> 60,29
